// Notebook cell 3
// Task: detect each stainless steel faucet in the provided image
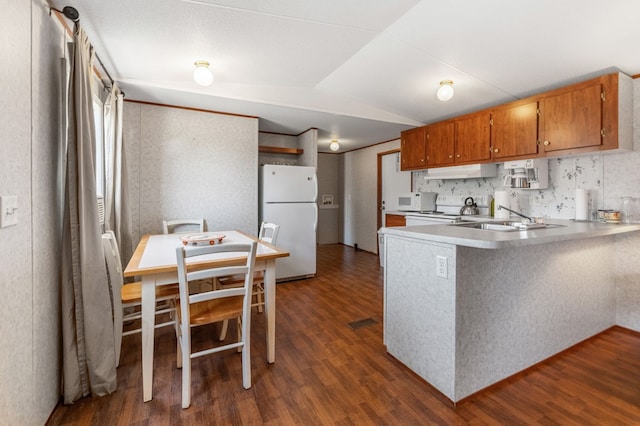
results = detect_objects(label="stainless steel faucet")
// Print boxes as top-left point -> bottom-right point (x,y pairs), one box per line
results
497,205 -> 533,222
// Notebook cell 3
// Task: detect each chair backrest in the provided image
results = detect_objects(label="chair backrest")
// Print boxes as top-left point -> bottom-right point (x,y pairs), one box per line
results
163,218 -> 205,234
102,231 -> 124,291
175,242 -> 258,323
258,222 -> 280,245
102,231 -> 124,325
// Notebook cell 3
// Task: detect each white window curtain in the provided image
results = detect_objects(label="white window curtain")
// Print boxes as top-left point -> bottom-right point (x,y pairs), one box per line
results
103,84 -> 133,265
60,27 -> 116,404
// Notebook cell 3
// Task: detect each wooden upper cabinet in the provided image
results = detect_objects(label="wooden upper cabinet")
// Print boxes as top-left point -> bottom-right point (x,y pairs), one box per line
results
454,112 -> 491,164
425,121 -> 455,166
491,100 -> 539,160
400,127 -> 426,170
539,79 -> 603,154
398,73 -> 628,171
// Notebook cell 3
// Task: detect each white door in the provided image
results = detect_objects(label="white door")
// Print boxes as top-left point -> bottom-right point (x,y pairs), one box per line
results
381,152 -> 411,226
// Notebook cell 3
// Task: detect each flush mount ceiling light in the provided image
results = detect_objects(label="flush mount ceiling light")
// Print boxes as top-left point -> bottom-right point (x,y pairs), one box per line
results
193,61 -> 213,86
329,140 -> 340,151
437,80 -> 454,101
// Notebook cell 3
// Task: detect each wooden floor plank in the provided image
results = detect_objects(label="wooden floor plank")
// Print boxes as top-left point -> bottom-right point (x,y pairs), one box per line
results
47,244 -> 640,425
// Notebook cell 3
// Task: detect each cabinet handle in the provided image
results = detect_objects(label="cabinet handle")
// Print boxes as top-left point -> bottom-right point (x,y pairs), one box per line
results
456,154 -> 461,158
543,140 -> 550,146
494,148 -> 500,153
448,155 -> 453,158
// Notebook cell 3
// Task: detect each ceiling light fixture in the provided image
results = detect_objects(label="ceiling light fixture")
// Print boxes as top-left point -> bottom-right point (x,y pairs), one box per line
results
437,80 -> 454,101
193,61 -> 213,86
329,140 -> 340,152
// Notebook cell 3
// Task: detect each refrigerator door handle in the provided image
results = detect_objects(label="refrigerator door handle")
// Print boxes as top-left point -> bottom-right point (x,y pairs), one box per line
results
313,202 -> 318,232
313,174 -> 318,202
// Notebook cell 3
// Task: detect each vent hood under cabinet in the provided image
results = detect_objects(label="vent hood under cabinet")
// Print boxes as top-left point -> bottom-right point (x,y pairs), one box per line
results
422,164 -> 498,180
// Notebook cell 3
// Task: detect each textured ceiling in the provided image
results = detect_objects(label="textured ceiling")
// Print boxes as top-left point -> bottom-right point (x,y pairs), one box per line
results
59,0 -> 640,152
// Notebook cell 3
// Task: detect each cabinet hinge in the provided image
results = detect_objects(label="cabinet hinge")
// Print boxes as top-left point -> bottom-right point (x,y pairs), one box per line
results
601,129 -> 605,137
489,118 -> 493,126
536,108 -> 541,116
601,91 -> 606,101
536,140 -> 541,146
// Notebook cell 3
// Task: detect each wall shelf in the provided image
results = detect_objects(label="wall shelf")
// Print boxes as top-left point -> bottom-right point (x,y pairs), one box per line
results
259,146 -> 303,155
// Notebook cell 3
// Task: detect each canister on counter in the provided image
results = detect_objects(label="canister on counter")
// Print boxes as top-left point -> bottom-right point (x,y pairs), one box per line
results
597,209 -> 620,223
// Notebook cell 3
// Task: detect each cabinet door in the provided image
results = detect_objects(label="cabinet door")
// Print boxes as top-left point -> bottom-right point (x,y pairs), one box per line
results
385,214 -> 406,227
400,127 -> 426,170
426,122 -> 455,166
491,101 -> 539,159
539,81 -> 603,153
455,112 -> 491,163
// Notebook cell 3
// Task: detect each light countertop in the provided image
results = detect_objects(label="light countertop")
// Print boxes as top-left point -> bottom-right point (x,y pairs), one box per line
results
379,219 -> 640,249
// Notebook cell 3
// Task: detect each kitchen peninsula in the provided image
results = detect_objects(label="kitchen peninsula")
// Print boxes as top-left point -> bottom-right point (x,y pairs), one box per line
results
379,220 -> 640,403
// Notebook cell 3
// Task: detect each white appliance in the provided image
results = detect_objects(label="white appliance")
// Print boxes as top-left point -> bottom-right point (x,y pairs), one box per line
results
259,165 -> 317,281
423,164 -> 497,180
397,192 -> 437,212
503,159 -> 548,189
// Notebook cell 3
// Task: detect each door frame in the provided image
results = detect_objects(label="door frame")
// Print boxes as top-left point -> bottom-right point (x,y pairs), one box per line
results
377,149 -> 401,231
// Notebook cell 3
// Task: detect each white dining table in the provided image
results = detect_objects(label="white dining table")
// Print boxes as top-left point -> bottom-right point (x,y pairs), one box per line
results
124,229 -> 289,402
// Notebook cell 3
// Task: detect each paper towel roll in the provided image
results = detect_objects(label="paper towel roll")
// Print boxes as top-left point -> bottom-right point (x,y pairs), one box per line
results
494,190 -> 510,219
575,188 -> 588,221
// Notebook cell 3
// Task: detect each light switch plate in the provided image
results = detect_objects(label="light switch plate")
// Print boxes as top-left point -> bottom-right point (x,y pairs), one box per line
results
0,195 -> 18,228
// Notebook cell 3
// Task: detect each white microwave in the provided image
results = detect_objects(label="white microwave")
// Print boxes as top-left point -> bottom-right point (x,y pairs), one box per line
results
397,192 -> 437,212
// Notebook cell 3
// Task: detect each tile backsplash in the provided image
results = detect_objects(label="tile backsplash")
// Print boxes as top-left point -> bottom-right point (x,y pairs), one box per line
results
413,153 -> 633,220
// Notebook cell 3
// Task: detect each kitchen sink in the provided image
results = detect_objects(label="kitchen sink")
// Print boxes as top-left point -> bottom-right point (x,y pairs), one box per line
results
452,221 -> 565,232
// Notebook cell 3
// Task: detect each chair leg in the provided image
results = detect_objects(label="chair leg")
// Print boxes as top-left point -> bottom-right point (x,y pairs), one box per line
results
236,316 -> 242,353
172,299 -> 182,367
181,353 -> 191,409
181,330 -> 191,408
219,319 -> 229,341
114,310 -> 123,368
241,313 -> 251,389
255,283 -> 264,314
175,321 -> 182,369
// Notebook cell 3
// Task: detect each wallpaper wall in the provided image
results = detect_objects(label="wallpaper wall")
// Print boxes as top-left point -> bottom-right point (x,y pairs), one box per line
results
0,1 -> 65,423
342,140 -> 400,253
124,103 -> 259,244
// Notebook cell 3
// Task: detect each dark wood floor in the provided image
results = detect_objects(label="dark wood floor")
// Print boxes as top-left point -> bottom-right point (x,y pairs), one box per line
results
48,244 -> 640,425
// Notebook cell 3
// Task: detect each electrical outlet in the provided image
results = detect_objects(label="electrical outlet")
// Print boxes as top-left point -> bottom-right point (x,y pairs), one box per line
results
436,255 -> 447,278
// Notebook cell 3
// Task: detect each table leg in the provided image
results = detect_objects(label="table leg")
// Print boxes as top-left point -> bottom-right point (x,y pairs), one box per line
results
263,259 -> 276,363
141,275 -> 157,402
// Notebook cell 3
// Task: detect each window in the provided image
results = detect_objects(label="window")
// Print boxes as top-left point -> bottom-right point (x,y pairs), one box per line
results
93,93 -> 105,198
93,89 -> 105,226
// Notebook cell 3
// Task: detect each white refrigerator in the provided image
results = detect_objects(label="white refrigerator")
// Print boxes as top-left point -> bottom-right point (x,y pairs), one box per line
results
260,165 -> 318,281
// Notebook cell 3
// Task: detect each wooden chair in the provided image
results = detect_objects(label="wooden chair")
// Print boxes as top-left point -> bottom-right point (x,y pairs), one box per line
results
163,218 -> 213,292
101,231 -> 180,366
217,223 -> 279,340
162,218 -> 205,234
175,241 -> 257,409
220,222 -> 279,309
